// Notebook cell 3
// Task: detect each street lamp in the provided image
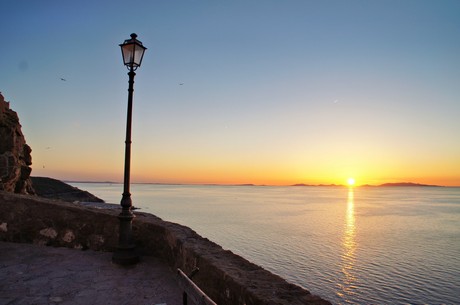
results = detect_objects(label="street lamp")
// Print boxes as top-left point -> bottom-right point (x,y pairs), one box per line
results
112,33 -> 147,265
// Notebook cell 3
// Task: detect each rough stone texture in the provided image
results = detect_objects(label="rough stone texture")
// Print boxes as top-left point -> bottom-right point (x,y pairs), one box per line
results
0,191 -> 331,305
31,176 -> 104,203
0,191 -> 118,250
0,93 -> 34,194
0,241 -> 183,305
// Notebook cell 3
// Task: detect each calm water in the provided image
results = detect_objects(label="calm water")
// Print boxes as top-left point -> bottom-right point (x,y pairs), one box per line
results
71,183 -> 460,304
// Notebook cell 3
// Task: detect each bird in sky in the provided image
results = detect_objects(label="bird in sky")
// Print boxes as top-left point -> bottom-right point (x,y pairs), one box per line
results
179,83 -> 184,85
60,78 -> 66,81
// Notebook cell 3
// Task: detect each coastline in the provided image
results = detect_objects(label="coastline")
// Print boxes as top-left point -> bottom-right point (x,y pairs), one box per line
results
0,189 -> 331,305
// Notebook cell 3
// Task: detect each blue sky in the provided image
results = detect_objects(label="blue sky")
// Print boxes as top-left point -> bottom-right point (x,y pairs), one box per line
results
1,0 -> 460,185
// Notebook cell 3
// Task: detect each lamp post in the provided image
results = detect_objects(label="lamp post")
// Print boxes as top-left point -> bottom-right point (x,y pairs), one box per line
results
112,33 -> 147,265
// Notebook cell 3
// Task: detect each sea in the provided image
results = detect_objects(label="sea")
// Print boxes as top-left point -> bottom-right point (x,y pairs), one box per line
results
70,183 -> 460,305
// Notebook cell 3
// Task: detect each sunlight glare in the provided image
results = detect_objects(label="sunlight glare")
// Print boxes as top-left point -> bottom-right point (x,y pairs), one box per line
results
347,178 -> 356,186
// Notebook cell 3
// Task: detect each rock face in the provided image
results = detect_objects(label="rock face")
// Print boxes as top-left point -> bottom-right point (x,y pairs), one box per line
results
0,93 -> 35,194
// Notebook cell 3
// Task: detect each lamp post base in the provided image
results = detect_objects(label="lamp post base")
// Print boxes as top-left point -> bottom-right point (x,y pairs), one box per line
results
112,246 -> 139,265
112,209 -> 139,265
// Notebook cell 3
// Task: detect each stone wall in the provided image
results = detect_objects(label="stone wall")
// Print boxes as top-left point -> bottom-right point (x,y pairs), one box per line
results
0,191 -> 331,305
0,93 -> 34,194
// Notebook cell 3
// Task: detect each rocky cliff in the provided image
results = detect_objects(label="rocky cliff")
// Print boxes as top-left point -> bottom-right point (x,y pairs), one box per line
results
0,93 -> 34,194
31,176 -> 104,203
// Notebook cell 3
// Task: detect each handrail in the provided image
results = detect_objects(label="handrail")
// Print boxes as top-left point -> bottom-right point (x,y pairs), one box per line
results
177,268 -> 217,305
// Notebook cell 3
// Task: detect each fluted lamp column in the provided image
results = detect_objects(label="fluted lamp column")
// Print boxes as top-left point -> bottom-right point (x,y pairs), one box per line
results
112,33 -> 147,265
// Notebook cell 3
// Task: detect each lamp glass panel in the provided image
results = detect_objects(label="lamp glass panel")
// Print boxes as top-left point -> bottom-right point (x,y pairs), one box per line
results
121,43 -> 135,66
133,44 -> 145,66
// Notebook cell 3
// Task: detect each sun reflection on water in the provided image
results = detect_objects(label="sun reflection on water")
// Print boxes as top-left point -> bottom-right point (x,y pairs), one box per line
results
337,188 -> 357,302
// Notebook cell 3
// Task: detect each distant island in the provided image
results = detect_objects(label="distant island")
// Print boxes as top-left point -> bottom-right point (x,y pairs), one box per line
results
366,182 -> 443,187
64,180 -> 119,184
292,183 -> 342,187
292,182 -> 444,187
65,181 -> 447,187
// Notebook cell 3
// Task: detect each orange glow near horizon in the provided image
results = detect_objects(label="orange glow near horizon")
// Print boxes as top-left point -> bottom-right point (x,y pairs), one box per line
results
30,145 -> 460,187
31,160 -> 460,187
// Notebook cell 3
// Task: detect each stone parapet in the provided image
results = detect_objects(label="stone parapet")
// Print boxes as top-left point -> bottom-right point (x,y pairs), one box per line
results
0,191 -> 331,305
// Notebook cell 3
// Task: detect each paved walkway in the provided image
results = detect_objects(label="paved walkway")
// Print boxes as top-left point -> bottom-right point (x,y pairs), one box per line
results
0,242 -> 183,305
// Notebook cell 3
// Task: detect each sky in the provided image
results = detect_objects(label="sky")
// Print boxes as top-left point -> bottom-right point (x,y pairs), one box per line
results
1,0 -> 460,186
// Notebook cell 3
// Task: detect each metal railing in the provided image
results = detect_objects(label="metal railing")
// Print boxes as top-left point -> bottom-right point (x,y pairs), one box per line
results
177,268 -> 217,305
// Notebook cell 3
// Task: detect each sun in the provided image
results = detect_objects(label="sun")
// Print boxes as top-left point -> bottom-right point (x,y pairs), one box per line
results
347,177 -> 356,186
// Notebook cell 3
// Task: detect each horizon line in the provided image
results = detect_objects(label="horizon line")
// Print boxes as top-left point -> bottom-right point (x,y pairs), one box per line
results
47,177 -> 458,188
